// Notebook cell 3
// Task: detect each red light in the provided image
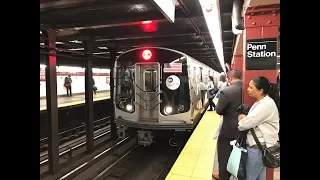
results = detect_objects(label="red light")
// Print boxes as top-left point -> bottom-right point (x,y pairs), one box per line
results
142,49 -> 152,60
140,20 -> 158,32
141,20 -> 152,24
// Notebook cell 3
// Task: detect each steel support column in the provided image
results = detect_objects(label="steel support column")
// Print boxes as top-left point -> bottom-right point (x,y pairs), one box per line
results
43,30 -> 59,174
84,38 -> 94,153
109,47 -> 118,140
232,54 -> 243,71
242,4 -> 280,180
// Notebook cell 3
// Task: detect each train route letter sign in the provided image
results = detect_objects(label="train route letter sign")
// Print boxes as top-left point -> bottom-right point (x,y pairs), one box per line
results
246,38 -> 278,70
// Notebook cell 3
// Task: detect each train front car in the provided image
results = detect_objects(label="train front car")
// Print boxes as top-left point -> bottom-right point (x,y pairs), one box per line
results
114,47 -> 192,146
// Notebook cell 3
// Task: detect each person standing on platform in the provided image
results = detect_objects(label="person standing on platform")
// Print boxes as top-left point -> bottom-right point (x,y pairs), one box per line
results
64,74 -> 73,97
200,78 -> 207,107
92,77 -> 97,95
206,76 -> 217,111
218,74 -> 228,90
215,70 -> 243,180
238,76 -> 280,180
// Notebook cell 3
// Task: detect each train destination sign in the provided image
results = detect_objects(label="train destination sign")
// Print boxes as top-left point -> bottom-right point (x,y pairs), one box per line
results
246,38 -> 278,70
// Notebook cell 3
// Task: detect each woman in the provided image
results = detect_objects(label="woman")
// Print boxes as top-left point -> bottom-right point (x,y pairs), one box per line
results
238,76 -> 279,180
218,74 -> 228,90
206,76 -> 216,111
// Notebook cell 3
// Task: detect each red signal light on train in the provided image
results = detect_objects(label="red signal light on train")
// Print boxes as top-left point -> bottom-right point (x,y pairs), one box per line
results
142,49 -> 152,60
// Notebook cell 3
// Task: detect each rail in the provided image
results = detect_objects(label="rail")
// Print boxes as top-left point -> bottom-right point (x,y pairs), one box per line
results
40,116 -> 111,145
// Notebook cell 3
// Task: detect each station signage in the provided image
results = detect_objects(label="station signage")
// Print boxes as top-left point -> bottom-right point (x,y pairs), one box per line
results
246,38 -> 278,70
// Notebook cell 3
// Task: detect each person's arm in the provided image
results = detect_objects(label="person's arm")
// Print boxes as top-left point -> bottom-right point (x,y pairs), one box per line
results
238,103 -> 271,131
215,90 -> 229,115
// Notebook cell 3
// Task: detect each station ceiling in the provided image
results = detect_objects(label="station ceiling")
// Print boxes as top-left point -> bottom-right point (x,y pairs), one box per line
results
40,0 -> 236,72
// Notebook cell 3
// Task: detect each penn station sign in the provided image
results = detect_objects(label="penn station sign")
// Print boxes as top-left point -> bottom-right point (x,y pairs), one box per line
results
246,38 -> 278,70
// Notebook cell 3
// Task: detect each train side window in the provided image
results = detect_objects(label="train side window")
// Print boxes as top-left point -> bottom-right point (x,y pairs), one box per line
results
200,67 -> 203,82
144,69 -> 157,92
192,66 -> 197,86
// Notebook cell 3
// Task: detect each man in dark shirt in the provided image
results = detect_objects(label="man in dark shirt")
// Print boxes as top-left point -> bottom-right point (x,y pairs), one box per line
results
215,70 -> 243,180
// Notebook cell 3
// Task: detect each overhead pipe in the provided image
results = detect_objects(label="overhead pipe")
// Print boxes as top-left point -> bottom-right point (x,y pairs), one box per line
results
177,0 -> 209,49
231,0 -> 244,35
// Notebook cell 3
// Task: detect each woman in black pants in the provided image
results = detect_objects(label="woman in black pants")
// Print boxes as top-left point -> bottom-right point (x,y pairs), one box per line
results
206,76 -> 216,111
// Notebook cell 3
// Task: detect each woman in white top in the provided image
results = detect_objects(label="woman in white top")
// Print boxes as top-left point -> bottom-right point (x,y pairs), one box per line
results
218,74 -> 228,90
238,76 -> 280,180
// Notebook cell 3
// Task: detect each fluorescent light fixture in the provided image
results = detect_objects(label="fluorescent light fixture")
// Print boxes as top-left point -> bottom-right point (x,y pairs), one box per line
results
277,63 -> 280,65
277,55 -> 280,58
68,48 -> 84,51
98,47 -> 108,50
198,0 -> 225,72
40,42 -> 64,45
93,52 -> 108,55
69,40 -> 82,44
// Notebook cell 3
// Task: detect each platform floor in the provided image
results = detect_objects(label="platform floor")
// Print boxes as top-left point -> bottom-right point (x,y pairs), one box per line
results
165,106 -> 220,180
166,97 -> 280,180
40,91 -> 110,111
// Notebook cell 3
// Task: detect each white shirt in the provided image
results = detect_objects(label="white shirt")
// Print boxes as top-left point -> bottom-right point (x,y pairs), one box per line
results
218,81 -> 228,90
206,81 -> 214,90
238,95 -> 279,147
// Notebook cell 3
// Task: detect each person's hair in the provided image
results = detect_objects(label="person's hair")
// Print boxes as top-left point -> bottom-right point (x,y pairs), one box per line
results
220,74 -> 226,82
252,76 -> 280,112
209,76 -> 214,81
228,70 -> 242,80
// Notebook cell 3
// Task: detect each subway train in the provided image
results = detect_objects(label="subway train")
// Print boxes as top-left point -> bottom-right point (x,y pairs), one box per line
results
113,47 -> 220,146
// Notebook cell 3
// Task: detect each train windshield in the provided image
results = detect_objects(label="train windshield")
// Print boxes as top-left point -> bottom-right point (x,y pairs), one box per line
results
115,66 -> 135,100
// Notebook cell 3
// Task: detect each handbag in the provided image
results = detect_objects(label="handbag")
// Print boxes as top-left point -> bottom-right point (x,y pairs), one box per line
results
250,129 -> 280,168
209,85 -> 219,96
227,131 -> 249,180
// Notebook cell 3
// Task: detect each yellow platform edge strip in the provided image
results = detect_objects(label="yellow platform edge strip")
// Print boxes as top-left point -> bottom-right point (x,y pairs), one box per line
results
166,98 -> 220,180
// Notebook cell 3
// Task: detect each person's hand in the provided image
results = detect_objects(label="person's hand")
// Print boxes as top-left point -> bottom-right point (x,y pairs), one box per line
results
238,114 -> 247,121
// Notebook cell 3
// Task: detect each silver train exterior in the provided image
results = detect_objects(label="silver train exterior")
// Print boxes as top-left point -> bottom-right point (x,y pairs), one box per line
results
113,47 -> 220,146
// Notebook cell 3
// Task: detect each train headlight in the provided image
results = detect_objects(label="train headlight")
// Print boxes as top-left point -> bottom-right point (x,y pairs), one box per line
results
164,106 -> 173,115
119,101 -> 125,109
126,104 -> 133,112
177,104 -> 184,112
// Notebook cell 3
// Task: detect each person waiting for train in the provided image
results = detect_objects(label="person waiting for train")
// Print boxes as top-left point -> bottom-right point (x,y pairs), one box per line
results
200,78 -> 207,107
206,76 -> 217,111
218,74 -> 228,90
238,76 -> 280,180
92,77 -> 97,95
64,74 -> 73,97
214,70 -> 243,180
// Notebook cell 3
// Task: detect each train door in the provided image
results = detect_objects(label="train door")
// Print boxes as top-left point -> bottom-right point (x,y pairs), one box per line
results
134,62 -> 161,122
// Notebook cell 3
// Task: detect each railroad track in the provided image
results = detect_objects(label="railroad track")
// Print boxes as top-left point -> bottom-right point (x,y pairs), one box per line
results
40,125 -> 112,165
40,116 -> 111,150
49,136 -> 136,180
79,137 -> 178,180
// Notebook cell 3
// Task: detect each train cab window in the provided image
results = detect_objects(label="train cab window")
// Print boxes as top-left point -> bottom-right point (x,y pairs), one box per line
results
144,69 -> 157,92
115,66 -> 135,98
